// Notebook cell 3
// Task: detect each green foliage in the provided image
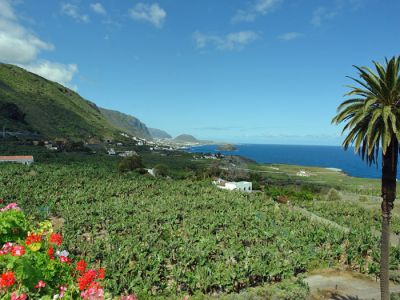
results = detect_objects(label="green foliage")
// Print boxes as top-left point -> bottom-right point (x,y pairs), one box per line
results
118,156 -> 144,172
154,164 -> 169,177
359,195 -> 369,202
0,160 -> 397,298
0,209 -> 28,243
332,56 -> 400,163
326,188 -> 341,201
264,185 -> 314,202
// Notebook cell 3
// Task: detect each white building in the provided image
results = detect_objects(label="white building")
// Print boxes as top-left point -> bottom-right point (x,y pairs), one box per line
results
296,170 -> 310,177
0,156 -> 34,166
213,179 -> 252,193
107,148 -> 116,155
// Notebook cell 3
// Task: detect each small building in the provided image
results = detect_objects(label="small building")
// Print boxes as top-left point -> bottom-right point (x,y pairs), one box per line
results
0,156 -> 34,166
107,148 -> 116,155
296,170 -> 310,177
213,179 -> 252,193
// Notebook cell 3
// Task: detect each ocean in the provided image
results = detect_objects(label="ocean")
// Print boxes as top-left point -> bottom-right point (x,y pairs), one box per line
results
187,144 -> 391,179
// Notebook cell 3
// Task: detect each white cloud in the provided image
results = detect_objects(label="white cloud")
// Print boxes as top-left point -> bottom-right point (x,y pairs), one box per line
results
129,3 -> 166,28
193,31 -> 258,51
232,0 -> 282,23
24,61 -> 78,89
311,7 -> 337,26
311,0 -> 365,27
90,3 -> 106,15
0,11 -> 54,64
278,32 -> 303,41
61,3 -> 90,23
0,0 -> 78,88
0,0 -> 15,20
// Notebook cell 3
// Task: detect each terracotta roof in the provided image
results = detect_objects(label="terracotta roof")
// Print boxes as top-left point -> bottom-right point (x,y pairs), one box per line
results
0,156 -> 34,160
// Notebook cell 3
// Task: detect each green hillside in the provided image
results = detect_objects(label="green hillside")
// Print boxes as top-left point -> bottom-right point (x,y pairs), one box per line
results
99,107 -> 151,139
0,63 -> 121,140
174,133 -> 199,143
149,127 -> 172,139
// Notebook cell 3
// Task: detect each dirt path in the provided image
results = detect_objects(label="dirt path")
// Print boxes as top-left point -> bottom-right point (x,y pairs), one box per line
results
306,270 -> 400,300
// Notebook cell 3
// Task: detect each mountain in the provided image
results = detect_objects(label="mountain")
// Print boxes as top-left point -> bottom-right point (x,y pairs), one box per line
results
0,63 -> 154,141
149,128 -> 172,139
99,108 -> 151,139
0,63 -> 118,140
173,134 -> 199,143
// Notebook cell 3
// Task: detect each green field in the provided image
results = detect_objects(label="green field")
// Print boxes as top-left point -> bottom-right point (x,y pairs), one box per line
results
1,147 -> 400,298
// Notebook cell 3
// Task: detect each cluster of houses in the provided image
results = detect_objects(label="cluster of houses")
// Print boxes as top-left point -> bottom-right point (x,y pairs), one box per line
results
212,178 -> 252,193
193,153 -> 225,160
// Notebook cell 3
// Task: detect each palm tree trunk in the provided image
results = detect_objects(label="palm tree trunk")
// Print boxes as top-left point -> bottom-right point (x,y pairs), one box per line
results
380,138 -> 398,300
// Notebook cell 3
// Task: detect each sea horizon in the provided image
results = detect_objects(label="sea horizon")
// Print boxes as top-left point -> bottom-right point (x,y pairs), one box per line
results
188,143 -> 385,179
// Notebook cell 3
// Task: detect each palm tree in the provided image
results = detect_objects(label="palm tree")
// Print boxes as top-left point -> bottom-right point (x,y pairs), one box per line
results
332,56 -> 400,300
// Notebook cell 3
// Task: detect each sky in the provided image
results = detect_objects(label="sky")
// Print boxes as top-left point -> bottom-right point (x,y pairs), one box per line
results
0,0 -> 399,145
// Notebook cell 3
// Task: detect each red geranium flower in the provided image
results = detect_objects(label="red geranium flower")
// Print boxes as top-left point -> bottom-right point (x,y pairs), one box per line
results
77,269 -> 97,291
11,245 -> 25,257
59,256 -> 71,264
49,233 -> 62,246
25,233 -> 42,245
76,259 -> 87,274
0,271 -> 15,288
35,280 -> 46,289
97,268 -> 105,279
47,246 -> 54,259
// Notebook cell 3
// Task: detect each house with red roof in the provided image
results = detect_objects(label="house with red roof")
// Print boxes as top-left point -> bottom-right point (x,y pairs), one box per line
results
0,156 -> 34,166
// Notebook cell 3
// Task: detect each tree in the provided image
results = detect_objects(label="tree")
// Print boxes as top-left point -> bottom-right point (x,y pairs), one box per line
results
332,57 -> 400,300
118,155 -> 144,172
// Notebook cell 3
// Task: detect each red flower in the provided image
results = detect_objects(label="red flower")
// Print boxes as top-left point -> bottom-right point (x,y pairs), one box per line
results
47,246 -> 54,259
49,233 -> 63,246
59,256 -> 71,264
0,271 -> 15,288
97,268 -> 105,279
11,245 -> 25,257
25,233 -> 42,245
77,269 -> 97,291
76,259 -> 87,274
35,280 -> 46,289
11,292 -> 27,300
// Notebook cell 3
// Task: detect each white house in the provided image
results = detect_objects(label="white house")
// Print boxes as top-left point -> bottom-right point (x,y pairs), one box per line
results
0,156 -> 34,166
213,179 -> 252,193
296,170 -> 310,177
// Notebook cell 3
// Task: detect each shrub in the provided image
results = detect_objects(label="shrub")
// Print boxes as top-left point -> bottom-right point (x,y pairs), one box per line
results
326,188 -> 341,201
0,201 -> 137,300
118,156 -> 144,172
154,164 -> 169,177
359,195 -> 369,202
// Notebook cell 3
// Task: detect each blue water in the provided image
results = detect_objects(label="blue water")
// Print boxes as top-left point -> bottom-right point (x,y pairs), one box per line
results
187,144 -> 390,179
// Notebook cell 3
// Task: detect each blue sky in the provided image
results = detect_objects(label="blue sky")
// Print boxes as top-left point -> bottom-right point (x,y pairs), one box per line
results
0,0 -> 399,144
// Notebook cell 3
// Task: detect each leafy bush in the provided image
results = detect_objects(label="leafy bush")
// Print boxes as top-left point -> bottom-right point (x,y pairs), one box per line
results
326,188 -> 341,201
118,156 -> 144,172
359,195 -> 369,202
154,164 -> 169,177
0,201 -> 138,300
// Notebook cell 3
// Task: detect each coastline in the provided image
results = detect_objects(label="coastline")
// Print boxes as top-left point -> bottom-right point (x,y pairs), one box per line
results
186,144 -> 384,180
